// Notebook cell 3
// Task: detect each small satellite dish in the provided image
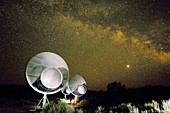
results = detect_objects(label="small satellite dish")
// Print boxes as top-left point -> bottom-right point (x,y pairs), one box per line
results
26,52 -> 69,108
62,75 -> 87,97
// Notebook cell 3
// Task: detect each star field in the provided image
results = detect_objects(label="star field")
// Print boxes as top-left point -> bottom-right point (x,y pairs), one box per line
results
0,0 -> 169,90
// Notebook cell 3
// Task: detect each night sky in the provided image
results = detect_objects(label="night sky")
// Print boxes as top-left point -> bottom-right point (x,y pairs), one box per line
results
0,0 -> 170,90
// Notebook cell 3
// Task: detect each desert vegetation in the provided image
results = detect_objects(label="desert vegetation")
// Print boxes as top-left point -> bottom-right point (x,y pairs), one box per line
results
40,97 -> 170,113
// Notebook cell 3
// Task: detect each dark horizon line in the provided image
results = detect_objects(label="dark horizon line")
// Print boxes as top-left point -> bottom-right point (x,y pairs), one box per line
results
1,84 -> 170,89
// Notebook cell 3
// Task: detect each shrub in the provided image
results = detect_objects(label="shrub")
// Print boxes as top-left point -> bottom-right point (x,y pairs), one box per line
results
41,100 -> 75,113
162,99 -> 170,112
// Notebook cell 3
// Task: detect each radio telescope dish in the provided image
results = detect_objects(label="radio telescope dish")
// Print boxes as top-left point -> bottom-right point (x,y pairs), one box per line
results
62,75 -> 87,97
26,52 -> 69,108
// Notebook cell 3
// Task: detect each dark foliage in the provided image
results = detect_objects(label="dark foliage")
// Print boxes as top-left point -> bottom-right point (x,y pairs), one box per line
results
107,81 -> 126,92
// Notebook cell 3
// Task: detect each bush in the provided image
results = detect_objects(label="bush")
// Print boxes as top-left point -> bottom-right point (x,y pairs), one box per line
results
41,100 -> 75,113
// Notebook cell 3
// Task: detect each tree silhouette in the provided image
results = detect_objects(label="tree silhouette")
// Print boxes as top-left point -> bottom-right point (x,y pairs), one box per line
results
107,81 -> 125,92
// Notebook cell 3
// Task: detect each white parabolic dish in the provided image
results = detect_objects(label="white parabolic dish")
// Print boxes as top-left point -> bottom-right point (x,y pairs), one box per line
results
26,52 -> 69,95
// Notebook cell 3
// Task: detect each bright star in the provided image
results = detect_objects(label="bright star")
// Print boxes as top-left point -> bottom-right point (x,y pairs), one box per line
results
126,65 -> 130,68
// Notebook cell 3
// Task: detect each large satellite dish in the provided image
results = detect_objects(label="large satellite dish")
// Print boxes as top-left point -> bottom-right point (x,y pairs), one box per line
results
26,52 -> 69,108
62,75 -> 87,97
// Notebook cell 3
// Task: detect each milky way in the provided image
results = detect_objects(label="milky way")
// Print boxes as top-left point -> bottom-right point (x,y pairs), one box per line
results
0,0 -> 169,90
